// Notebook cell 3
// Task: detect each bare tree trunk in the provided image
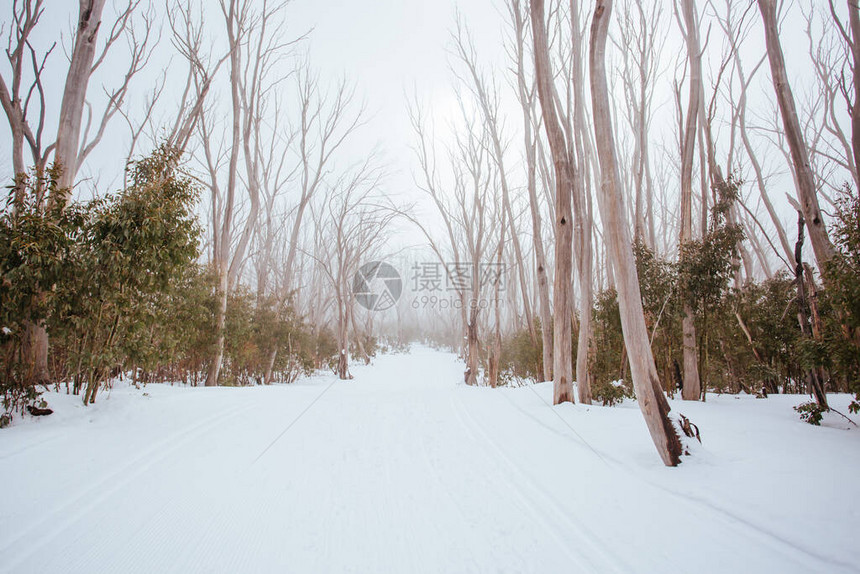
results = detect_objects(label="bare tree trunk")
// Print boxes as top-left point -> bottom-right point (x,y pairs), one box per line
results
465,307 -> 480,386
337,300 -> 351,380
646,153 -> 656,249
531,0 -> 574,404
590,0 -> 682,466
20,321 -> 49,385
205,1 -> 245,387
678,0 -> 702,401
204,0 -> 281,385
487,335 -> 501,388
206,268 -> 229,386
758,0 -> 835,272
848,0 -> 860,183
734,211 -> 756,283
575,239 -> 594,405
351,304 -> 370,365
569,0 -> 594,405
529,136 -> 555,383
488,232 -> 506,389
263,347 -> 278,385
792,213 -> 828,408
53,0 -> 108,198
509,0 -> 553,381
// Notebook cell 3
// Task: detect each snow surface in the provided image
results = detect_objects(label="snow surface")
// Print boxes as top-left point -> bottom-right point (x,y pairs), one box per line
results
1,346 -> 858,573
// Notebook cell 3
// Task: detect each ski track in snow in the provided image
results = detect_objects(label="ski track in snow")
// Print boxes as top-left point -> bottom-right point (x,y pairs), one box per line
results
1,346 -> 858,573
486,385 -> 854,572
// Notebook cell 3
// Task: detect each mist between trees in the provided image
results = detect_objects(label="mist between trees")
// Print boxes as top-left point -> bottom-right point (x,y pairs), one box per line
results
1,0 -> 859,465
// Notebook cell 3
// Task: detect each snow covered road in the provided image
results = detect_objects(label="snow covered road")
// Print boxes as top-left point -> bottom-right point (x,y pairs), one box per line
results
2,347 -> 858,573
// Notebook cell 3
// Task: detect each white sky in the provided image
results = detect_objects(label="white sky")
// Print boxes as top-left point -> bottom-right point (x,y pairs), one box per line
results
0,0 -> 502,211
0,0 -> 852,277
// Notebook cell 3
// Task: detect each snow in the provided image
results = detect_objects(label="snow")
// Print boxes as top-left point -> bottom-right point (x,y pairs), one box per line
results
1,346 -> 858,573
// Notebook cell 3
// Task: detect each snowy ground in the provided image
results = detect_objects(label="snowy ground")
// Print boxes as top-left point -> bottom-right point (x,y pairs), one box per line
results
1,346 -> 858,574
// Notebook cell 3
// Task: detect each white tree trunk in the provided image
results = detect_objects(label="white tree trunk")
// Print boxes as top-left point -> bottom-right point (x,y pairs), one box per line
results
678,0 -> 702,401
569,0 -> 594,405
589,0 -> 682,466
509,0 -> 553,381
531,0 -> 574,404
53,0 -> 108,197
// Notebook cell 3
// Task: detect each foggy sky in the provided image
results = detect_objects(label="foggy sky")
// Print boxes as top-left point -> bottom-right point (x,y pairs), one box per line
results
0,0 -> 849,274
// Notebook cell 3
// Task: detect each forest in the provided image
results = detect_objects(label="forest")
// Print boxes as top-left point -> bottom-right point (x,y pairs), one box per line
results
2,0 -> 859,457
1,0 -> 859,571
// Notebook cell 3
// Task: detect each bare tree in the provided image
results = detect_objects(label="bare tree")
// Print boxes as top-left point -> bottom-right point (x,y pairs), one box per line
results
406,96 -> 502,385
615,0 -> 663,249
54,1 -> 155,203
530,0 -> 574,404
590,0 -> 683,466
51,0 -> 110,196
713,0 -> 795,269
823,0 -> 860,185
119,0 -> 224,189
203,0 -> 292,386
164,0 -> 229,156
507,0 -> 553,382
248,62 -> 363,382
0,0 -> 51,202
848,0 -> 860,182
284,67 -> 364,284
452,17 -> 537,350
757,0 -> 835,274
675,0 -> 703,400
251,92 -> 300,384
312,162 -> 390,380
565,0 -> 596,405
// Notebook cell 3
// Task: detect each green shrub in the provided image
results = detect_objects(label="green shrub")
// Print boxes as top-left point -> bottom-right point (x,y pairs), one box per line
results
822,184 -> 860,402
0,168 -> 78,416
794,401 -> 827,425
591,377 -> 634,407
499,324 -> 543,381
1,145 -> 203,407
